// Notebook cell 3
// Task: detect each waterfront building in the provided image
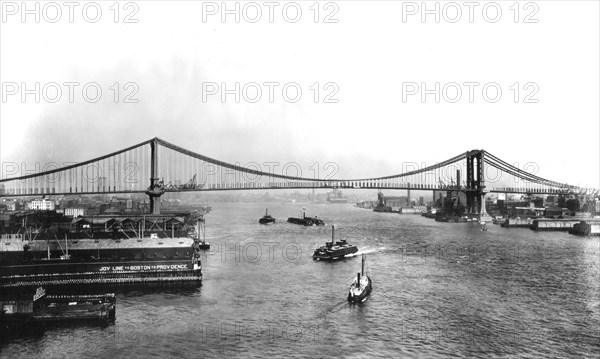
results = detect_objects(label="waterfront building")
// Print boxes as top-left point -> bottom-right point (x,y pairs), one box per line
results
28,199 -> 55,210
64,208 -> 85,217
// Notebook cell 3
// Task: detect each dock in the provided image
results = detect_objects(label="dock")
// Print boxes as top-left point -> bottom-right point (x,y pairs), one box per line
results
502,218 -> 534,228
500,217 -> 600,234
531,219 -> 581,231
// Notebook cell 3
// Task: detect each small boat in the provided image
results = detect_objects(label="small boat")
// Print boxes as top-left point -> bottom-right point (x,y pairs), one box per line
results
313,225 -> 358,260
259,209 -> 276,224
288,208 -> 325,226
348,254 -> 372,303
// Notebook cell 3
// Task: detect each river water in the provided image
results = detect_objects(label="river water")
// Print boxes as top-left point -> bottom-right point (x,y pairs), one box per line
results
2,202 -> 599,358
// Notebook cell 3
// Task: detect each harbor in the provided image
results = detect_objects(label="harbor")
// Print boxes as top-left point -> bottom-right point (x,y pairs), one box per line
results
1,145 -> 598,356
2,202 -> 598,357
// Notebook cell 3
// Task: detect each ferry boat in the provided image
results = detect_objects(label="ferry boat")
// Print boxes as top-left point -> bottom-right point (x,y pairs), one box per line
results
313,226 -> 358,260
0,211 -> 203,291
348,254 -> 372,303
259,209 -> 276,224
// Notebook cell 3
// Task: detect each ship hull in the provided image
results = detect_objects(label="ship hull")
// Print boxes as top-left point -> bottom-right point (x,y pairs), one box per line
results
312,246 -> 358,260
259,217 -> 276,224
287,217 -> 325,226
1,236 -> 202,290
1,259 -> 202,290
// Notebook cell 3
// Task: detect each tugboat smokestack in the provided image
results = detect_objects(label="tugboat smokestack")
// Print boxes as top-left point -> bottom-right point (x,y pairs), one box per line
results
362,255 -> 365,275
331,225 -> 335,244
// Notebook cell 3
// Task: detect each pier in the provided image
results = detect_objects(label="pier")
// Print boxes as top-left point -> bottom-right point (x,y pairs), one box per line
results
530,219 -> 582,231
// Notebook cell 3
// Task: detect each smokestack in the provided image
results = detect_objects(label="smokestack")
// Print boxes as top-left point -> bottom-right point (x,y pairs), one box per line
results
457,170 -> 461,188
331,225 -> 335,244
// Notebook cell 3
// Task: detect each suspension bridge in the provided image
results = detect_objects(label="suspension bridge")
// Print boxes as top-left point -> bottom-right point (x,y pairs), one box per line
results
0,138 -> 597,218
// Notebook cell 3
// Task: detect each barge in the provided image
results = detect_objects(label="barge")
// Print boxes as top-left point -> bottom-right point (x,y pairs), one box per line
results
1,287 -> 116,331
287,209 -> 324,226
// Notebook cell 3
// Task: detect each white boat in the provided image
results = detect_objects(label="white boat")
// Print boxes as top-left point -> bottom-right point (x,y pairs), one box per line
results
348,254 -> 372,303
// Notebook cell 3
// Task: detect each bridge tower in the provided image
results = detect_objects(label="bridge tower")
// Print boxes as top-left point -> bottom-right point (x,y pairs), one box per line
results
465,150 -> 490,220
145,138 -> 165,215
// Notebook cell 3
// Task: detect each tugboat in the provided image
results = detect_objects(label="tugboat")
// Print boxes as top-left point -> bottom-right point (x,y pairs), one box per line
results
312,225 -> 358,260
348,254 -> 372,303
259,209 -> 276,224
287,208 -> 325,226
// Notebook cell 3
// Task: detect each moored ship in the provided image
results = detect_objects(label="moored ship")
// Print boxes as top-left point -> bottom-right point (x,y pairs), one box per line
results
313,225 -> 358,260
0,287 -> 117,331
0,211 -> 203,291
327,188 -> 348,203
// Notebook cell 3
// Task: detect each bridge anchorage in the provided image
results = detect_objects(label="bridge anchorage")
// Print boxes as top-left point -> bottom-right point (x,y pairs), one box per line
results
0,137 -> 596,221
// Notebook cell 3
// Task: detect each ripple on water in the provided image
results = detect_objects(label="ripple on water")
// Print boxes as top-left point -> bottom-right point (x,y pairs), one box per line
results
2,203 -> 599,358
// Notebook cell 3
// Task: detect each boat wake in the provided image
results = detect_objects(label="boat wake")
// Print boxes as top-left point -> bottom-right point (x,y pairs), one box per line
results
313,299 -> 348,319
345,248 -> 380,258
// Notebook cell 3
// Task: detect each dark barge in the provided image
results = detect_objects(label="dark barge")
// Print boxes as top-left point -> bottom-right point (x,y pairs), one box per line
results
287,209 -> 324,226
1,287 -> 116,328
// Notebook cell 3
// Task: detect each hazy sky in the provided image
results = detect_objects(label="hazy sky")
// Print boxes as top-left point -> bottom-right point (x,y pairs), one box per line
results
1,1 -> 599,187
